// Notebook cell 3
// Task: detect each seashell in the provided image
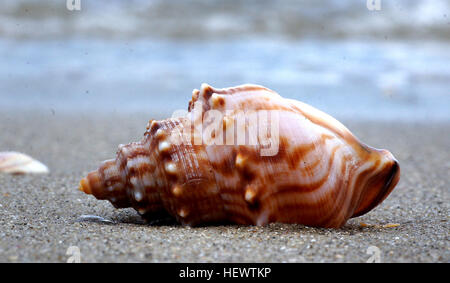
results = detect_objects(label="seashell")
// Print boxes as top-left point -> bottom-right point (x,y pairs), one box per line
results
0,151 -> 49,175
79,84 -> 400,228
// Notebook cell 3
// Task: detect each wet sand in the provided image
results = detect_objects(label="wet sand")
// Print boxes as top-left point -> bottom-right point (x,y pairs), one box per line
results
0,111 -> 448,262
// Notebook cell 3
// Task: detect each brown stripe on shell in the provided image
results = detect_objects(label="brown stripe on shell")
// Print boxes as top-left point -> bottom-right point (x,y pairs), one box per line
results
261,146 -> 348,227
351,158 -> 399,218
347,158 -> 382,218
319,151 -> 354,227
261,144 -> 342,194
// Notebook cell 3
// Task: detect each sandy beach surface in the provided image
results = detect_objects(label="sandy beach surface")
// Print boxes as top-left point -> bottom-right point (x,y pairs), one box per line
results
0,110 -> 448,263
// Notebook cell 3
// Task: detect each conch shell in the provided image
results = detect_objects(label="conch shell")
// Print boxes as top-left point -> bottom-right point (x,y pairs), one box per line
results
0,151 -> 49,174
79,84 -> 400,228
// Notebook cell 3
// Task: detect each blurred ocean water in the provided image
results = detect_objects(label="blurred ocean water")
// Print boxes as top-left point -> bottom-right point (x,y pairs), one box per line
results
2,0 -> 449,40
0,0 -> 449,121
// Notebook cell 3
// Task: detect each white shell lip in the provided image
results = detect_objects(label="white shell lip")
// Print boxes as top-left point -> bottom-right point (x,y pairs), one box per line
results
0,151 -> 49,174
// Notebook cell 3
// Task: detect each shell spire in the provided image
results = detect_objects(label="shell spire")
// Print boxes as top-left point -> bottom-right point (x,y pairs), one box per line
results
79,83 -> 400,228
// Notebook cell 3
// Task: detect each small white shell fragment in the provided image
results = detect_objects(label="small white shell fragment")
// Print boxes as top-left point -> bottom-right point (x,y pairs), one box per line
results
76,215 -> 114,224
0,151 -> 49,174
